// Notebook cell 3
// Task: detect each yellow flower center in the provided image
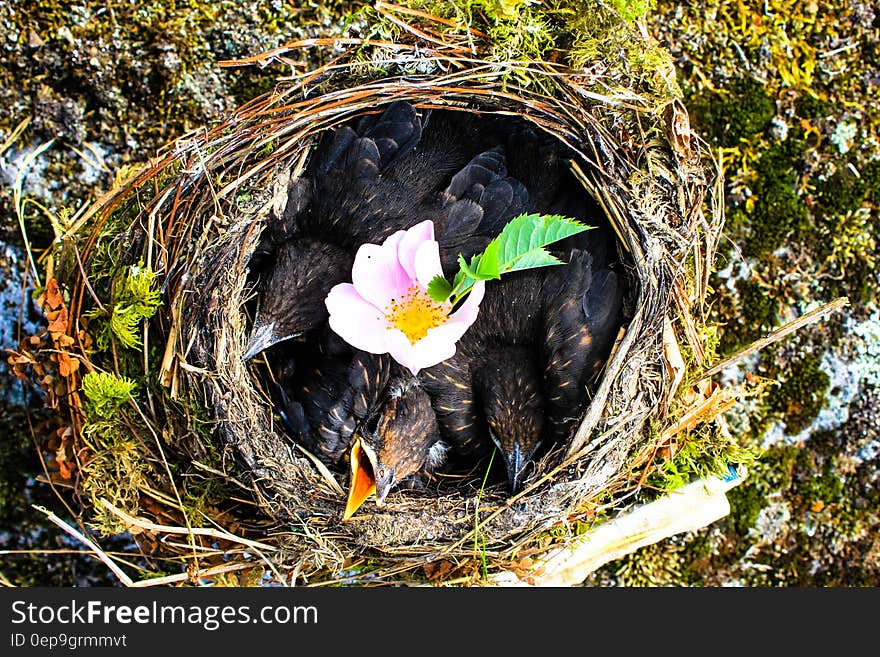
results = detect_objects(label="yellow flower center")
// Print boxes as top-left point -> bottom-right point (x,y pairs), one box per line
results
386,286 -> 450,344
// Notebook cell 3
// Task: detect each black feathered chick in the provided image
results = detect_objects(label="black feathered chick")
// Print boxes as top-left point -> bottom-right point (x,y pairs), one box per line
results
419,230 -> 622,493
419,265 -> 546,492
358,375 -> 449,508
271,331 -> 392,467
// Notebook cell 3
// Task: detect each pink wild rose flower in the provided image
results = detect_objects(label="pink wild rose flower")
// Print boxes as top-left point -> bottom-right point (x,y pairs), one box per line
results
324,220 -> 485,375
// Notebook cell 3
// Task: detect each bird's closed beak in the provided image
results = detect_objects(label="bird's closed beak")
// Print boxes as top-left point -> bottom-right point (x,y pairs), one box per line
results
242,321 -> 301,362
342,436 -> 377,520
490,432 -> 539,494
506,443 -> 526,493
242,321 -> 277,362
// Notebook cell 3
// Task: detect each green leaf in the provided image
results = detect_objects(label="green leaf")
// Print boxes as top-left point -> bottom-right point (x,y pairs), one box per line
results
458,253 -> 480,280
503,248 -> 564,272
427,275 -> 453,302
475,239 -> 502,279
496,213 -> 591,266
443,213 -> 592,306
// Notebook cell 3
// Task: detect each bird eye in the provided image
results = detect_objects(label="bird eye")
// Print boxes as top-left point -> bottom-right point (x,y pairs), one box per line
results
378,467 -> 387,479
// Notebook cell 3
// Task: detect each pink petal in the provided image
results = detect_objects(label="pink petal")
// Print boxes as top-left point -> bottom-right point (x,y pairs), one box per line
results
397,220 -> 435,281
385,327 -> 456,376
351,233 -> 411,310
384,329 -> 422,375
406,330 -> 459,374
325,283 -> 390,354
413,239 -> 443,290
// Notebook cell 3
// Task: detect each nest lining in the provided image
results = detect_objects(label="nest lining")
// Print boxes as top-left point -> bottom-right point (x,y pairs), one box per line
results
45,13 -> 719,582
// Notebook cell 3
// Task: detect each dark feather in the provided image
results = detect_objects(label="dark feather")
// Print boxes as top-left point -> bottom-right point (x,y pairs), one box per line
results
274,339 -> 393,466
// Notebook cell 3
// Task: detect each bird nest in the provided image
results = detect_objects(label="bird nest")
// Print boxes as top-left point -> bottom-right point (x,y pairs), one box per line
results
18,3 -> 726,585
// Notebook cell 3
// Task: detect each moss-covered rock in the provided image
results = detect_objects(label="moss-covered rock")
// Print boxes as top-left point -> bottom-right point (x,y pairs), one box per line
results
767,352 -> 830,434
814,168 -> 868,218
689,76 -> 776,148
716,277 -> 777,357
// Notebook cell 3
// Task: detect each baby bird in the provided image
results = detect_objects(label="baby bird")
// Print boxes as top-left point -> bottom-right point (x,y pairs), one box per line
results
419,266 -> 547,492
271,332 -> 392,467
267,334 -> 438,521
343,374 -> 450,519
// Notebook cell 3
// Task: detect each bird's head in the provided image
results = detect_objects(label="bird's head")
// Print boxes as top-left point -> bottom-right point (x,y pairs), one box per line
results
342,376 -> 443,520
475,350 -> 545,493
484,404 -> 544,494
243,240 -> 352,361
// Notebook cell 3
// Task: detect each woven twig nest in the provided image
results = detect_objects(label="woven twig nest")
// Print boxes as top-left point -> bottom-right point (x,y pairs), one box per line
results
23,3 -> 721,584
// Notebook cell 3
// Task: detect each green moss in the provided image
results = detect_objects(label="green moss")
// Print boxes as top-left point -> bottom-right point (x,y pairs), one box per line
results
723,442 -> 798,546
612,541 -> 683,586
813,209 -> 878,305
80,420 -> 149,534
358,0 -> 558,64
180,475 -> 229,513
814,169 -> 868,218
767,352 -> 830,435
744,185 -> 809,258
755,135 -> 807,180
795,92 -> 833,120
861,160 -> 880,204
719,425 -> 880,586
473,0 -> 536,21
718,278 -> 777,355
741,138 -> 812,259
85,262 -> 162,352
726,482 -> 766,537
567,4 -> 680,103
801,158 -> 880,303
676,533 -> 715,586
606,0 -> 655,23
789,430 -> 845,509
647,425 -> 759,493
81,371 -> 137,420
799,470 -> 844,506
689,76 -> 776,148
355,1 -> 677,101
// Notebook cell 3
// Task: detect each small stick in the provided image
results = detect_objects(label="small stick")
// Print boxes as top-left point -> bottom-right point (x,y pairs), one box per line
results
32,505 -> 134,587
129,562 -> 256,588
696,296 -> 849,381
99,499 -> 278,553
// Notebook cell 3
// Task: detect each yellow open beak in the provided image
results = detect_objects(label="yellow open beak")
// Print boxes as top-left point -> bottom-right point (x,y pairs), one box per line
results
342,436 -> 377,521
